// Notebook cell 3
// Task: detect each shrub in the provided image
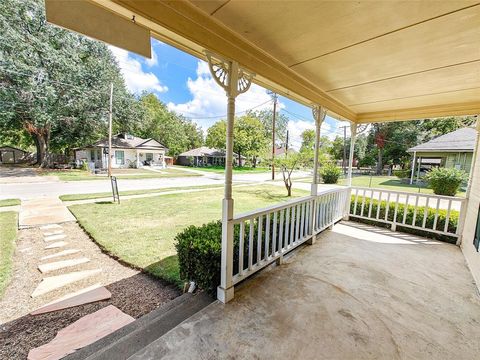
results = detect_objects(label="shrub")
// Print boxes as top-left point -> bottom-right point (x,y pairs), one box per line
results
350,195 -> 459,242
424,167 -> 467,196
393,169 -> 410,179
80,161 -> 89,171
320,163 -> 342,184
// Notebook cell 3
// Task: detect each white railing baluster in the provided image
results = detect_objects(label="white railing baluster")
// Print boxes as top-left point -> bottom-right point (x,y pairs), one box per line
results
412,195 -> 420,226
422,197 -> 429,229
353,188 -> 359,215
444,199 -> 452,233
295,204 -> 300,243
284,207 -> 290,248
279,210 -> 284,253
265,213 -> 270,261
385,192 -> 391,221
272,211 -> 278,256
248,219 -> 254,270
433,197 -> 440,231
257,215 -> 263,265
300,202 -> 306,239
360,189 -> 367,217
238,222 -> 245,276
376,191 -> 382,220
367,190 -> 374,218
402,194 -> 410,224
290,205 -> 296,247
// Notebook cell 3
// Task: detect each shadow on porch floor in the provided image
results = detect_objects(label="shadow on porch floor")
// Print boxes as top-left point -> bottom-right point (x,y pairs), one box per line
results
131,221 -> 480,360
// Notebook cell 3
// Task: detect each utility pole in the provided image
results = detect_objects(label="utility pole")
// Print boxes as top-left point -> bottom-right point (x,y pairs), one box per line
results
285,130 -> 289,156
269,92 -> 278,180
108,83 -> 113,178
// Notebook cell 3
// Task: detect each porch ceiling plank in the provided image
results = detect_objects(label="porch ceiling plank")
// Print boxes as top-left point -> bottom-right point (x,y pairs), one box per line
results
57,0 -> 480,122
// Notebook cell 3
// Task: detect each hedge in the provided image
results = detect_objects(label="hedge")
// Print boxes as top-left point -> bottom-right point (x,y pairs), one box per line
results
175,213 -> 307,294
393,169 -> 410,179
350,195 -> 459,242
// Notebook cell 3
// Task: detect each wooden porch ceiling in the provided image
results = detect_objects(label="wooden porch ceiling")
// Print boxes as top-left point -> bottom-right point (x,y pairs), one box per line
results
62,1 -> 480,122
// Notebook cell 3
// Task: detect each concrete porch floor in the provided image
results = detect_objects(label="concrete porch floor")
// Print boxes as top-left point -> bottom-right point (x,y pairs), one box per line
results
132,221 -> 480,360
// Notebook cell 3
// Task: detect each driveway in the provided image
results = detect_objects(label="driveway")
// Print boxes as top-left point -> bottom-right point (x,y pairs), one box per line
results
0,166 -> 58,184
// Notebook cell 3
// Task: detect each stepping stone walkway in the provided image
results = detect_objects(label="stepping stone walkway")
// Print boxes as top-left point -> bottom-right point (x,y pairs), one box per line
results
45,241 -> 68,249
43,230 -> 64,236
44,234 -> 67,242
31,284 -> 111,315
28,305 -> 134,360
40,224 -> 63,230
31,269 -> 102,298
40,249 -> 80,261
38,257 -> 90,274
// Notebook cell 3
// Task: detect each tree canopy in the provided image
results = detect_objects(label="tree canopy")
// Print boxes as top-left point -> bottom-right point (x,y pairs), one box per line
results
0,0 -> 142,166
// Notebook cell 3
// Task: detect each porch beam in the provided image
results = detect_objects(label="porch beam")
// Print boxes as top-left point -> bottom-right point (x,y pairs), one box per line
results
205,52 -> 254,303
311,105 -> 326,196
347,123 -> 357,187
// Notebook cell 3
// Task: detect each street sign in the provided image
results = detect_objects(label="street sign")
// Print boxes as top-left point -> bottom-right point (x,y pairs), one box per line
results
111,176 -> 120,204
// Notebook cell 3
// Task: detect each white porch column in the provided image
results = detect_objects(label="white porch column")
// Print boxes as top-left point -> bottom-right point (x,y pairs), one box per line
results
410,151 -> 417,184
347,123 -> 357,187
466,118 -> 480,197
136,150 -> 140,169
311,105 -> 326,196
206,52 -> 253,304
416,156 -> 422,182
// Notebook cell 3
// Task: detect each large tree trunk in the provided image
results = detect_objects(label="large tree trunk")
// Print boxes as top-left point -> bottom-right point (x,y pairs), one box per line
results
376,148 -> 383,175
25,122 -> 50,168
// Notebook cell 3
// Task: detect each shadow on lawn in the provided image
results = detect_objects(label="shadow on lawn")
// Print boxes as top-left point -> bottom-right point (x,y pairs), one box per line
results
0,273 -> 180,360
144,255 -> 181,288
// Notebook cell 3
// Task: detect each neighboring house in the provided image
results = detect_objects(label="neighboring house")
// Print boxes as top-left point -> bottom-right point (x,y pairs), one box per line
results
75,133 -> 168,169
176,146 -> 244,167
0,145 -> 29,164
407,127 -> 476,182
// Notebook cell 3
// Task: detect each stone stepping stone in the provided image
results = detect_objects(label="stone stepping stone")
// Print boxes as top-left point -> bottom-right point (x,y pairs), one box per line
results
38,258 -> 90,274
43,230 -> 64,236
40,249 -> 80,261
28,305 -> 134,360
31,269 -> 101,298
44,234 -> 67,242
45,241 -> 68,250
31,284 -> 111,315
40,224 -> 63,230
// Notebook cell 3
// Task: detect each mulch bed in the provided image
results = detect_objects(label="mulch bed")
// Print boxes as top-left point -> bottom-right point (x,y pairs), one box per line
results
0,273 -> 181,359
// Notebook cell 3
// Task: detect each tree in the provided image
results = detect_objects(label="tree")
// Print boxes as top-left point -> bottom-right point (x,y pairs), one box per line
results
205,116 -> 268,167
275,151 -> 307,196
299,129 -> 315,153
248,109 -> 289,145
0,0 -> 140,166
137,93 -> 203,157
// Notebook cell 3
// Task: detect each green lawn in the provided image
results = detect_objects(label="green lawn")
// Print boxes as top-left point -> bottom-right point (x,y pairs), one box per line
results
69,185 -> 308,287
0,199 -> 21,207
175,165 -> 270,174
60,184 -> 224,201
0,212 -> 18,298
297,175 -> 466,197
39,167 -> 200,181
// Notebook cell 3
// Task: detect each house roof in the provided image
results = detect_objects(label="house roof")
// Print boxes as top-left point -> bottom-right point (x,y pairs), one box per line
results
178,146 -> 244,158
87,134 -> 167,151
408,127 -> 477,153
0,145 -> 28,153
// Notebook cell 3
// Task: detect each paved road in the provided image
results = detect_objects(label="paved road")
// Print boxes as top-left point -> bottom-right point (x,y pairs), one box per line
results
0,167 -> 311,200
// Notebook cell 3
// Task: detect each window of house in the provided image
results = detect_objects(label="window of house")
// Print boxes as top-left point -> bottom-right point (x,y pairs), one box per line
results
474,205 -> 480,252
115,150 -> 125,165
90,150 -> 95,161
146,153 -> 153,161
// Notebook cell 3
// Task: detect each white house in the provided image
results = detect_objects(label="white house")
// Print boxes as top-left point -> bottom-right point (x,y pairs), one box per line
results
75,133 -> 168,169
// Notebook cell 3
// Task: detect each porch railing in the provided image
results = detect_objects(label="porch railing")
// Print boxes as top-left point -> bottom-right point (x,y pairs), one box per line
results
349,187 -> 467,240
230,188 -> 349,285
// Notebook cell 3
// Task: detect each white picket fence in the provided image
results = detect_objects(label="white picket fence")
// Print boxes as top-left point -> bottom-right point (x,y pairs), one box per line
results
349,187 -> 467,240
230,188 -> 349,285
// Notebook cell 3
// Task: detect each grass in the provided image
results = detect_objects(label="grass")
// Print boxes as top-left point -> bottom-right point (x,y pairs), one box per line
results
0,212 -> 18,298
298,175 -> 466,197
0,199 -> 21,207
175,165 -> 270,174
69,185 -> 308,287
60,184 -> 224,201
39,167 -> 199,181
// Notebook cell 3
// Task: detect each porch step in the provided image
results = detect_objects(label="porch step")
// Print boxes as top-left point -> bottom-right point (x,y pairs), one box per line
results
64,292 -> 214,360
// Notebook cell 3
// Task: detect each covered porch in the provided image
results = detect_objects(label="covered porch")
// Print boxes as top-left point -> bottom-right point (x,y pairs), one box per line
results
131,221 -> 480,359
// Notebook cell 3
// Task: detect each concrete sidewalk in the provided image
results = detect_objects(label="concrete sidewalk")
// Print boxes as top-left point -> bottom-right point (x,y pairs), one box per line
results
19,198 -> 76,228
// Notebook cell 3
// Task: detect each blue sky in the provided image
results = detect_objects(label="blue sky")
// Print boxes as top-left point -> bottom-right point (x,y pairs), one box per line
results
110,39 -> 349,149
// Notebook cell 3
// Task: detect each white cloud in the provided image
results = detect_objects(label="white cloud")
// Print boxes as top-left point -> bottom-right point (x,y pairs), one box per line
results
287,120 -> 333,150
167,60 -> 275,130
109,45 -> 167,94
